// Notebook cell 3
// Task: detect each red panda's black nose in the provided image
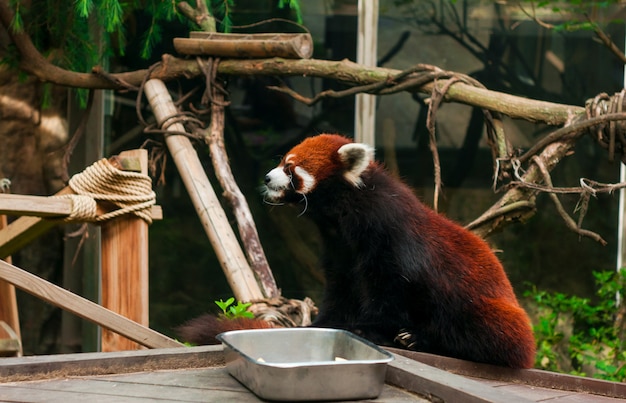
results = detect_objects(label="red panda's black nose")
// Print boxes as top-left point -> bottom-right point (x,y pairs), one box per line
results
264,175 -> 271,184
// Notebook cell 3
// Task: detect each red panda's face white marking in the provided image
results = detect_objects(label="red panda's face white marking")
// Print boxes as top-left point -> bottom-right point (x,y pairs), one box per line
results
263,134 -> 374,203
264,154 -> 316,201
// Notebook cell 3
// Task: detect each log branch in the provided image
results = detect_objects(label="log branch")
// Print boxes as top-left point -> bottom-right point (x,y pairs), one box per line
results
194,57 -> 279,298
0,0 -> 581,126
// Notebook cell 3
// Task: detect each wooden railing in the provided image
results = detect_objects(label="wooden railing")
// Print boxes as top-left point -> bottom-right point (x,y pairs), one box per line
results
0,150 -> 181,354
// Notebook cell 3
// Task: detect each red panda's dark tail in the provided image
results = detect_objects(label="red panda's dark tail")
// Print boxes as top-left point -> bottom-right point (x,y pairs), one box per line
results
176,315 -> 275,345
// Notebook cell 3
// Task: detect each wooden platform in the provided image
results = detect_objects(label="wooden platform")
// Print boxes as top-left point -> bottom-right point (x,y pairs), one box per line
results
0,345 -> 625,402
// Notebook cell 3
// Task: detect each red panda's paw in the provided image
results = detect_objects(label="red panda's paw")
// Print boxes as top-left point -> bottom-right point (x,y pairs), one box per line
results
394,329 -> 423,350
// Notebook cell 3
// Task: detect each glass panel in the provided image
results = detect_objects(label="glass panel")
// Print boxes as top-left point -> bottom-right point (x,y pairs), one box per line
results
104,1 -> 623,338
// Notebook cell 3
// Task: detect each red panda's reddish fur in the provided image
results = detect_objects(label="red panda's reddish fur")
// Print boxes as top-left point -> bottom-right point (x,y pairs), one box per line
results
180,134 -> 536,368
177,315 -> 274,346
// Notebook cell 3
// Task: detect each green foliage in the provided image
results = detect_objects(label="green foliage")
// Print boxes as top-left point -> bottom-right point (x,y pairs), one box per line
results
278,0 -> 302,24
519,0 -> 623,32
9,0 -> 303,68
7,0 -> 302,107
215,297 -> 254,319
212,0 -> 303,33
212,0 -> 235,32
10,0 -> 180,73
525,269 -> 626,381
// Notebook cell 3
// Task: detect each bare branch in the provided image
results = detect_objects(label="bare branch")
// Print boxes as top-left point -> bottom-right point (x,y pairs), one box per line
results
584,13 -> 626,65
517,112 -> 626,164
517,2 -> 556,30
531,156 -> 607,245
177,1 -> 216,33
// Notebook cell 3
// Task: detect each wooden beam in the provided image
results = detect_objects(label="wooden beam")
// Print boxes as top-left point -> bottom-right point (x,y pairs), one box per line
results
0,194 -> 72,217
0,345 -> 222,383
389,348 -> 626,400
100,150 -> 149,352
0,214 -> 20,357
386,353 -> 534,403
0,186 -> 73,259
0,194 -> 163,219
0,258 -> 182,349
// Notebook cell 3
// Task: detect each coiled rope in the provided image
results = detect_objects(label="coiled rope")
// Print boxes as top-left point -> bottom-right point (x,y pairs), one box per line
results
56,158 -> 156,224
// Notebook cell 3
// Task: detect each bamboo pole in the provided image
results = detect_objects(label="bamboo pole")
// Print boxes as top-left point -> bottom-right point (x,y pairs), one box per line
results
100,150 -> 150,351
144,79 -> 263,302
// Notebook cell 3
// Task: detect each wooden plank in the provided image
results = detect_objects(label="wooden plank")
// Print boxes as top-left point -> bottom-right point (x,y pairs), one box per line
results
101,149 -> 149,352
386,353 -> 535,403
0,194 -> 162,220
23,369 -> 251,401
0,214 -> 20,356
0,368 -> 426,402
0,258 -> 183,350
0,386 -> 156,403
0,345 -> 222,382
390,348 -> 626,400
0,210 -> 152,260
0,194 -> 72,217
0,200 -> 161,260
0,345 -> 426,402
1,345 -> 623,403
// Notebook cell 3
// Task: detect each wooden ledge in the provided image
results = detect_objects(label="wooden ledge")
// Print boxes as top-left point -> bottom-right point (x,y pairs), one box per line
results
0,193 -> 162,220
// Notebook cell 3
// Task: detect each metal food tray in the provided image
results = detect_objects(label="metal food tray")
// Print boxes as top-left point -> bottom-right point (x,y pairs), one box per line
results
217,327 -> 394,401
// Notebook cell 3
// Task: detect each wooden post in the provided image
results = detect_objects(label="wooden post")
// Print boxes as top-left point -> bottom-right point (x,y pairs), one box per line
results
144,79 -> 264,303
0,214 -> 21,356
100,149 -> 150,351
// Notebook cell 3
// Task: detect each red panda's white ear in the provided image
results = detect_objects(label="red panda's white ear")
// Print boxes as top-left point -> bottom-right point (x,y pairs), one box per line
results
338,143 -> 375,187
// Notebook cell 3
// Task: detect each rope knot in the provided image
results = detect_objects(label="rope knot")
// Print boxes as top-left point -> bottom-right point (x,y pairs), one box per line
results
55,158 -> 156,224
59,194 -> 98,221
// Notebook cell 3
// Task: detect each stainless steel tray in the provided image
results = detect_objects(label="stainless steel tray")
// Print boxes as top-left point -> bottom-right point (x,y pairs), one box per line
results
217,327 -> 393,401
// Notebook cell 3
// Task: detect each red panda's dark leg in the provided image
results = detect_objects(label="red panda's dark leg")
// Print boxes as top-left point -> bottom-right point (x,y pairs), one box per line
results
395,298 -> 535,368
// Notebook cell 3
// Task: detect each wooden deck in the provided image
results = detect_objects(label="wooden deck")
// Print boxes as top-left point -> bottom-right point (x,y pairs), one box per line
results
1,345 -> 625,402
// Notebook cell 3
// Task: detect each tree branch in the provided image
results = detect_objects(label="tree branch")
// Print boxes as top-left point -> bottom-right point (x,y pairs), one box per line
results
0,0 -> 582,126
177,1 -> 216,33
585,13 -> 626,65
531,155 -> 607,245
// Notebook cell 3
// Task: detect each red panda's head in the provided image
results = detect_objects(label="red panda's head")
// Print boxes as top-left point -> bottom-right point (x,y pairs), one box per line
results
263,134 -> 375,202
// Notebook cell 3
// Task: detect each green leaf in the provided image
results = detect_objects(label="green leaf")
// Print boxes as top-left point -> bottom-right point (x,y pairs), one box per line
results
215,297 -> 235,313
75,0 -> 93,18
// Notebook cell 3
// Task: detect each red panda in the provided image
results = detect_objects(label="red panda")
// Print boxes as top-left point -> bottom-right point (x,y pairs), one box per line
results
181,134 -> 536,369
